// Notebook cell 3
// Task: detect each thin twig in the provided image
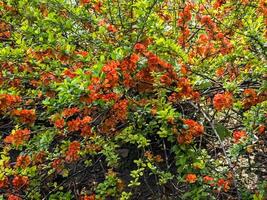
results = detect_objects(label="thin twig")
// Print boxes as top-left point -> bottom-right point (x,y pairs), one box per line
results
190,102 -> 241,200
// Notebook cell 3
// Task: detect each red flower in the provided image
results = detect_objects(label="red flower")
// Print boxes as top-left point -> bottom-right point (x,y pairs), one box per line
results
81,125 -> 92,137
220,38 -> 233,55
177,3 -> 193,27
12,109 -> 36,124
183,119 -> 204,137
258,124 -> 266,135
177,3 -> 193,47
62,107 -> 80,118
112,99 -> 128,121
217,178 -> 230,192
203,176 -> 214,185
197,34 -> 209,43
99,99 -> 128,134
16,155 -> 31,168
12,175 -> 29,189
107,24 -> 117,33
177,119 -> 204,144
213,92 -> 233,111
160,74 -> 172,86
92,1 -> 102,12
34,151 -> 46,164
233,130 -> 247,143
75,50 -> 88,57
242,89 -> 258,109
51,158 -> 64,173
102,61 -> 120,88
0,176 -> 8,189
129,53 -> 139,64
243,88 -> 257,97
101,93 -> 118,102
216,32 -> 224,40
7,194 -> 22,200
66,141 -> 81,163
185,173 -> 197,183
80,194 -> 95,200
134,43 -> 146,52
201,15 -> 212,25
67,118 -> 82,132
0,94 -> 21,112
4,129 -> 31,146
200,15 -> 216,30
63,69 -> 76,79
180,64 -> 188,75
67,116 -> 92,135
213,0 -> 226,8
80,0 -> 90,4
216,67 -> 225,77
54,118 -> 65,129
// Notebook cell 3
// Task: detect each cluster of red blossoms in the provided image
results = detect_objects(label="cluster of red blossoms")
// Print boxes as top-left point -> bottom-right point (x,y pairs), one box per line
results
195,33 -> 215,58
215,64 -> 240,81
177,3 -> 194,47
65,141 -> 81,163
102,61 -> 120,89
4,129 -> 31,146
62,107 -> 80,118
259,0 -> 267,28
12,109 -> 36,124
242,88 -> 267,109
54,118 -> 65,129
243,89 -> 258,108
100,99 -> 128,135
233,130 -> 247,143
119,53 -> 139,87
15,155 -> 31,168
79,0 -> 103,13
177,119 -> 204,144
87,75 -> 120,104
213,92 -> 233,111
0,176 -> 8,189
217,178 -> 231,192
1,175 -> 30,199
80,0 -> 90,5
133,40 -> 199,105
51,158 -> 64,173
75,50 -> 89,57
12,175 -> 29,189
80,194 -> 96,200
0,94 -> 21,112
200,15 -> 218,39
258,124 -> 266,135
185,173 -> 230,192
168,77 -> 200,102
135,51 -> 175,92
63,68 -> 77,79
193,14 -> 232,57
67,116 -> 92,137
216,32 -> 233,55
7,194 -> 22,200
213,0 -> 226,9
85,41 -> 178,104
185,173 -> 197,183
52,107 -> 93,136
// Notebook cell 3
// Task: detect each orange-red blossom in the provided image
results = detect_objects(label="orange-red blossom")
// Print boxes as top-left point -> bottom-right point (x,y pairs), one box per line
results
185,173 -> 197,183
213,92 -> 233,111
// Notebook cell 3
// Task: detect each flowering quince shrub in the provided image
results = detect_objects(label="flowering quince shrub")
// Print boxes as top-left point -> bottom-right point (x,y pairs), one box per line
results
0,0 -> 266,199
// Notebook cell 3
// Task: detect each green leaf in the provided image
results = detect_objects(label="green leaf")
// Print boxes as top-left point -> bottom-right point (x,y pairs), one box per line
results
215,123 -> 231,140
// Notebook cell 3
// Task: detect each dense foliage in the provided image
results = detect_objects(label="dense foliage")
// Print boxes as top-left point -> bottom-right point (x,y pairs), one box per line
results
0,0 -> 266,199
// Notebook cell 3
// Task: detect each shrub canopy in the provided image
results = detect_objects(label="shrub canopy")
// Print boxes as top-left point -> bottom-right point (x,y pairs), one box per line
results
0,0 -> 266,199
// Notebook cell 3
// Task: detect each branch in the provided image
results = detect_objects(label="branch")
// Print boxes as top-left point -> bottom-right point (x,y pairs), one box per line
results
190,102 -> 241,200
